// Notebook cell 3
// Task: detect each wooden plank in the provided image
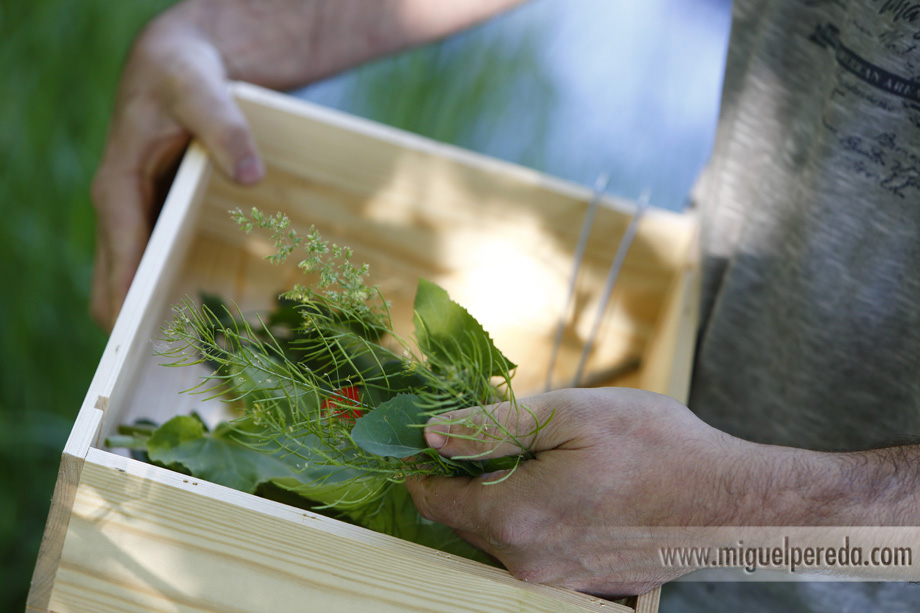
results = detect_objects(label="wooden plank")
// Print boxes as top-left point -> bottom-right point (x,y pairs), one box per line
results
231,82 -> 691,277
634,587 -> 662,613
92,145 -> 212,443
230,81 -> 618,217
637,220 -> 700,403
50,449 -> 631,613
27,406 -> 103,611
27,456 -> 86,610
27,453 -> 84,612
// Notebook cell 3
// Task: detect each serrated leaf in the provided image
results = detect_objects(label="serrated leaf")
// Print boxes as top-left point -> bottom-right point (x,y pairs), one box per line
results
412,278 -> 515,377
350,394 -> 428,458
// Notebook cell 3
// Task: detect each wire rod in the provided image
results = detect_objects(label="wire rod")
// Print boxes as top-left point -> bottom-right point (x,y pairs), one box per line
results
570,189 -> 651,388
544,173 -> 609,392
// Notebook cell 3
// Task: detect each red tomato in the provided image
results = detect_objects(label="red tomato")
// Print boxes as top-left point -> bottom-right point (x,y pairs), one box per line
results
321,386 -> 363,420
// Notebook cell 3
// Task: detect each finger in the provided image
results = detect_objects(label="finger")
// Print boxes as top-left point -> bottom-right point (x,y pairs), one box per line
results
405,476 -> 505,564
424,391 -> 571,460
452,527 -> 503,565
90,166 -> 153,330
167,47 -> 264,184
90,228 -> 112,329
407,463 -> 551,553
405,474 -> 497,537
91,85 -> 194,329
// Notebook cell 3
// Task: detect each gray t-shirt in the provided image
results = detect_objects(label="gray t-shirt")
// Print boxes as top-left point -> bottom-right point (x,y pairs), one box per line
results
664,0 -> 920,609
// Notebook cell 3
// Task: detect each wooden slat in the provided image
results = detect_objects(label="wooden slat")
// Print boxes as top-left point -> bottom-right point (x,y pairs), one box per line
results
50,449 -> 631,613
637,220 -> 701,403
27,451 -> 89,611
230,82 -> 692,283
634,587 -> 662,613
28,402 -> 102,609
75,145 -> 213,445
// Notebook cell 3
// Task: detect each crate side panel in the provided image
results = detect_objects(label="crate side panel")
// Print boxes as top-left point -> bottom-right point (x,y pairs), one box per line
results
634,587 -> 662,613
26,450 -> 87,611
233,84 -> 689,274
93,148 -> 213,443
29,408 -> 102,608
638,224 -> 701,403
101,231 -> 281,438
49,451 -> 627,613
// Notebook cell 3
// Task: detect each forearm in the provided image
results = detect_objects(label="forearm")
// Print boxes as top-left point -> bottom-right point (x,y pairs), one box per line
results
728,440 -> 920,526
146,0 -> 528,90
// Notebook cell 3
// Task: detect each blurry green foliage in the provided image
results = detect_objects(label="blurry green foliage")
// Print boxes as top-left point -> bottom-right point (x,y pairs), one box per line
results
0,1 -> 554,610
0,0 -> 177,609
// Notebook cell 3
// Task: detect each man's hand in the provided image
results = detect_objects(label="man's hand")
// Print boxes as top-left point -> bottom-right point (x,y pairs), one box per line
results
90,0 -> 526,330
405,387 -> 915,596
91,11 -> 263,330
407,388 -> 753,595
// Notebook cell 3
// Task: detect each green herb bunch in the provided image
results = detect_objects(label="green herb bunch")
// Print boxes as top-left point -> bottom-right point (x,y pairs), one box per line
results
135,208 -> 544,533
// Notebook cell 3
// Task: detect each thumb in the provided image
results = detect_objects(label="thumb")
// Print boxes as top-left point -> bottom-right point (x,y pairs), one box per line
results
424,392 -> 566,460
167,43 -> 264,184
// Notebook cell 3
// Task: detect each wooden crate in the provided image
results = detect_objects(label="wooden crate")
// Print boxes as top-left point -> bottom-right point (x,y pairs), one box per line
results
29,83 -> 699,612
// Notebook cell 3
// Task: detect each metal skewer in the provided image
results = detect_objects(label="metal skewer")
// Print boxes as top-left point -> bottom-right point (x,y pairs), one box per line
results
544,173 -> 609,392
570,189 -> 651,388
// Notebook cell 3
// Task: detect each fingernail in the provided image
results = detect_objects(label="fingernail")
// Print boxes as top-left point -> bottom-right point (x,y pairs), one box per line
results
425,422 -> 450,450
235,155 -> 264,184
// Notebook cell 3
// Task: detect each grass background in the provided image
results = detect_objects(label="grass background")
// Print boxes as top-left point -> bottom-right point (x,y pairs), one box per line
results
0,2 -> 175,609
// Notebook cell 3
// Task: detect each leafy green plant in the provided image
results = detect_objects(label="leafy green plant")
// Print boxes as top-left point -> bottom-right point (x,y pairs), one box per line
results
110,207 -> 547,561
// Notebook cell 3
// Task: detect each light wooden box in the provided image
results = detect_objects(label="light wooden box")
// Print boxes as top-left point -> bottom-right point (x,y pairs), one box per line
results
29,83 -> 699,613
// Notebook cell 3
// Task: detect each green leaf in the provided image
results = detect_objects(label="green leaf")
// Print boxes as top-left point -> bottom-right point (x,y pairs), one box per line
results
360,484 -> 495,566
147,415 -> 207,454
147,417 -> 293,492
103,434 -> 149,450
350,394 -> 428,458
138,417 -> 384,506
412,278 -> 516,377
270,474 -> 386,511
